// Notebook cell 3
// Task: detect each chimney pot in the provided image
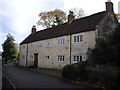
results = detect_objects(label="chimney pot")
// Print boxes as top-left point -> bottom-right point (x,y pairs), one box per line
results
106,1 -> 114,12
68,11 -> 75,23
31,25 -> 36,34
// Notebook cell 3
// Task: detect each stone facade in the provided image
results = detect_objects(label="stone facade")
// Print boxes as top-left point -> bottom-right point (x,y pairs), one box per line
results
19,1 -> 118,70
19,31 -> 96,69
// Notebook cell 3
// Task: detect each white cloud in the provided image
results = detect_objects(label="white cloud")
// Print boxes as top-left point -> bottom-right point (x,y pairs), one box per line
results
63,0 -> 119,15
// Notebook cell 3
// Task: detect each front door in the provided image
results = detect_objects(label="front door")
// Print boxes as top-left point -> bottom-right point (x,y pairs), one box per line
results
34,53 -> 38,68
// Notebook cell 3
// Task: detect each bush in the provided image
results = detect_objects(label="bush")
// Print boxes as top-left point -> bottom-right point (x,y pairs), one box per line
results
62,61 -> 88,79
85,65 -> 120,85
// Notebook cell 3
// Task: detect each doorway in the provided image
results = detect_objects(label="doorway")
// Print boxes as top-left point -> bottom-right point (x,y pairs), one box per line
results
34,53 -> 38,68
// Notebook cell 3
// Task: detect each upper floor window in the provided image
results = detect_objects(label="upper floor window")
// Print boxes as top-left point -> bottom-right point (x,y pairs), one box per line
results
73,55 -> 82,63
30,43 -> 32,47
29,55 -> 33,59
22,55 -> 25,60
22,45 -> 25,49
47,41 -> 50,47
58,38 -> 65,45
37,42 -> 41,48
58,55 -> 65,62
74,35 -> 83,43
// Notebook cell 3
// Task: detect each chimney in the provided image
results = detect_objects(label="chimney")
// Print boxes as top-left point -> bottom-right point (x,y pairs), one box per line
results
105,0 -> 114,12
31,25 -> 36,34
68,11 -> 75,23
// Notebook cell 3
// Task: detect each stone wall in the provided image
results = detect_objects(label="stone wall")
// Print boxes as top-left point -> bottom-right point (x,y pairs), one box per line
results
19,30 -> 96,69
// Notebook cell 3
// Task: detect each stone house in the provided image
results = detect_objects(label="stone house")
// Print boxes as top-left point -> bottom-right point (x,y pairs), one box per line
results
19,1 -> 118,69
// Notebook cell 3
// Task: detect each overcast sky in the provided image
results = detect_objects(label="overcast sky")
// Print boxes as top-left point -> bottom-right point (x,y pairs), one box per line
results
0,0 -> 120,51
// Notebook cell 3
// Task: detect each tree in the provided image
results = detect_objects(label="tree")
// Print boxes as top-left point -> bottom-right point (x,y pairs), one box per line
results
37,8 -> 85,28
69,8 -> 85,19
90,23 -> 120,66
37,9 -> 66,28
2,34 -> 18,63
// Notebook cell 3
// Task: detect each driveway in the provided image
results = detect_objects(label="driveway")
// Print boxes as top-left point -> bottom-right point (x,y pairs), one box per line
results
3,64 -> 90,88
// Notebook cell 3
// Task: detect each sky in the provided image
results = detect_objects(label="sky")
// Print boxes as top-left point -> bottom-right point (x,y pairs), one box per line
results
0,0 -> 120,51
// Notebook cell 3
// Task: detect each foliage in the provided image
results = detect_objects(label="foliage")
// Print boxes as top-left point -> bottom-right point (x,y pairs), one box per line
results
37,8 -> 85,28
85,65 -> 120,87
90,23 -> 120,66
37,9 -> 66,28
62,61 -> 88,79
69,8 -> 85,19
2,34 -> 18,63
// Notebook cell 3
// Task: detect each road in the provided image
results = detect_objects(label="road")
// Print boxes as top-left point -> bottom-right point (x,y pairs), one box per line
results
3,64 -> 90,88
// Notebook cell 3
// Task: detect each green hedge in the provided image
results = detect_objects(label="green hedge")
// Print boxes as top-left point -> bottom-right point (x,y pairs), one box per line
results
62,62 -> 120,87
62,61 -> 88,79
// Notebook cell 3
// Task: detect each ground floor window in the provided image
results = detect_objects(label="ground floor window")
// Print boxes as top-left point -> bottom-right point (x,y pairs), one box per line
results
58,55 -> 65,62
73,55 -> 82,63
45,56 -> 50,60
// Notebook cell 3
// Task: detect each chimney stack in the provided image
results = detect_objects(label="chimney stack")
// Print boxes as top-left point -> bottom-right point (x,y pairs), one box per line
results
31,25 -> 36,34
106,0 -> 114,12
68,11 -> 75,23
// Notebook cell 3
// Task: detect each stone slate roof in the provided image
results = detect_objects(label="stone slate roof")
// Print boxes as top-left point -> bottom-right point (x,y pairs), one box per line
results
20,11 -> 107,45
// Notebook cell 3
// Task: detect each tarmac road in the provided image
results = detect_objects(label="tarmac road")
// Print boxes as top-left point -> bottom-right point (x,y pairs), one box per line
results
3,64 -> 90,89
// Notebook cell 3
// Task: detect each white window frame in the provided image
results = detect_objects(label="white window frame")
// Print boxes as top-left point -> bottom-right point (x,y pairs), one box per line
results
22,55 -> 25,60
45,56 -> 50,60
58,38 -> 65,45
58,55 -> 65,62
47,41 -> 50,47
30,43 -> 32,47
22,45 -> 25,49
73,55 -> 82,63
74,35 -> 83,43
37,42 -> 42,48
29,55 -> 33,60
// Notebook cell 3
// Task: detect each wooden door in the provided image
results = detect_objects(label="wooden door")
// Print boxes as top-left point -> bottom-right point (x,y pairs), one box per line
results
34,53 -> 38,68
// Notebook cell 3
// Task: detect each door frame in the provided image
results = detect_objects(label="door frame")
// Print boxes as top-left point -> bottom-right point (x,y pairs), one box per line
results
34,53 -> 38,68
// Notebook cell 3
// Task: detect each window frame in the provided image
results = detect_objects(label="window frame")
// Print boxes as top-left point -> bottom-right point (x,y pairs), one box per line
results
73,35 -> 83,43
58,38 -> 65,45
37,42 -> 42,48
73,55 -> 82,63
58,55 -> 65,62
47,41 -> 50,47
45,55 -> 50,60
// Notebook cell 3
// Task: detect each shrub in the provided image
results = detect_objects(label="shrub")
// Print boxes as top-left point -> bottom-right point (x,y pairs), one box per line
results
62,61 -> 88,79
85,65 -> 120,84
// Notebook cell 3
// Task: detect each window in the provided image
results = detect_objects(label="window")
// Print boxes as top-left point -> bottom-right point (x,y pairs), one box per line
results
58,55 -> 65,62
30,43 -> 32,47
45,56 -> 50,60
22,55 -> 25,59
74,35 -> 83,43
47,41 -> 50,47
73,55 -> 82,62
37,42 -> 41,48
58,38 -> 65,45
30,55 -> 33,59
23,45 -> 25,49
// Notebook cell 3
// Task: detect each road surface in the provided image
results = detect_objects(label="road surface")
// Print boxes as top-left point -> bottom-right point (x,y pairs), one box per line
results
3,64 -> 90,88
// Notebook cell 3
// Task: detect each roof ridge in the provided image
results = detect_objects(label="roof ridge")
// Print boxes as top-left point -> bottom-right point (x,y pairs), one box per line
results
20,11 -> 108,45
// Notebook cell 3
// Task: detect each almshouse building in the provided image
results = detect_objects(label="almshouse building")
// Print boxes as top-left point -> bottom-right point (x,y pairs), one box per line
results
19,1 -> 118,69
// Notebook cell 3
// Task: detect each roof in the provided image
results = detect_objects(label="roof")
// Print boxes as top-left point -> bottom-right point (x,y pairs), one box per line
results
20,11 -> 107,45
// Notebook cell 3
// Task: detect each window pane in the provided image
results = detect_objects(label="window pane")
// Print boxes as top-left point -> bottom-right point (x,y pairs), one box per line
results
77,56 -> 79,61
74,37 -> 76,42
80,35 -> 83,41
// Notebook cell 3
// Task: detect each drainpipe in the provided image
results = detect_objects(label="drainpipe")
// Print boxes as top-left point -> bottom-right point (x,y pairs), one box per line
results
26,43 -> 28,67
70,34 -> 72,64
